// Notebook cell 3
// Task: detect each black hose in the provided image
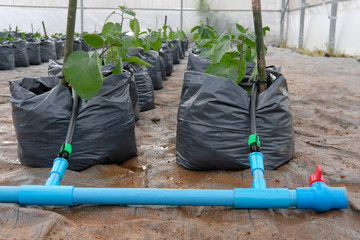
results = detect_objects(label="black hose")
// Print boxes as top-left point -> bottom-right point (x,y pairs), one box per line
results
65,88 -> 79,144
249,79 -> 261,153
250,80 -> 258,135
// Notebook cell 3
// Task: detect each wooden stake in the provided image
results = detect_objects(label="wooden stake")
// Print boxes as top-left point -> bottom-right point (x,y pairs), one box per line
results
61,0 -> 78,87
42,21 -> 48,39
252,0 -> 267,93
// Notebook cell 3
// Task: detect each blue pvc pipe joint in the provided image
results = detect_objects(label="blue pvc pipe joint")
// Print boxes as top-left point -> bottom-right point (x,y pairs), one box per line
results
249,152 -> 266,188
296,181 -> 348,211
45,158 -> 68,186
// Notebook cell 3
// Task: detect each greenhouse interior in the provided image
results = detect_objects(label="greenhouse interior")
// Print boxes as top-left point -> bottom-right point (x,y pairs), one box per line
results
0,0 -> 359,239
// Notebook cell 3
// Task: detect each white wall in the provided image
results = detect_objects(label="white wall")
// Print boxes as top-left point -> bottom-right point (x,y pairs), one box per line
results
0,0 -> 359,55
286,0 -> 360,56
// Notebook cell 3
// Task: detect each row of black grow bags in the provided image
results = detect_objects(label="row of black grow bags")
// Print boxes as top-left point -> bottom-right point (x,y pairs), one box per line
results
10,72 -> 138,171
0,37 -> 90,70
176,70 -> 295,170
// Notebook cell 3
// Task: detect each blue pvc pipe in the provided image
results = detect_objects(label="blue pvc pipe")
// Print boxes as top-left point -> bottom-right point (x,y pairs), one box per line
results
73,188 -> 235,206
0,153 -> 348,211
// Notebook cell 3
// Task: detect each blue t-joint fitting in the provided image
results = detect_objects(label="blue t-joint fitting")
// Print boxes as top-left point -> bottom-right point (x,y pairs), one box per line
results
249,152 -> 266,188
45,158 -> 69,186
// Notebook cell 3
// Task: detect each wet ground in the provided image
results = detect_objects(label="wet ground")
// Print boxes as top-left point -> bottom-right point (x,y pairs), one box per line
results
0,47 -> 360,239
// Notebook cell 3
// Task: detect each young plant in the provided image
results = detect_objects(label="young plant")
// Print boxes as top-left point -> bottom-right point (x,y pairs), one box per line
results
203,24 -> 270,84
64,5 -> 151,100
190,24 -> 218,51
132,28 -> 162,52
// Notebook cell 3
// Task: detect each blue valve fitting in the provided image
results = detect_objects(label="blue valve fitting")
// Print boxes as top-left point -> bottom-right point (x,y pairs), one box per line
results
296,181 -> 348,211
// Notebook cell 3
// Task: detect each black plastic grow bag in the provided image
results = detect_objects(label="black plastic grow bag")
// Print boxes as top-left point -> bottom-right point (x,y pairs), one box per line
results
171,39 -> 181,64
10,74 -> 137,171
158,50 -> 167,80
40,39 -> 56,62
55,40 -> 64,59
126,47 -> 156,112
0,44 -> 15,70
26,42 -> 41,65
187,51 -> 211,72
144,50 -> 163,90
176,70 -> 295,170
12,39 -> 30,67
161,42 -> 173,76
73,38 -> 82,52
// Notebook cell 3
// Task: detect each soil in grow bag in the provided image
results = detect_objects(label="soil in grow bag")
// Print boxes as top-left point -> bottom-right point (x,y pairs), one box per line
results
12,39 -> 30,67
161,42 -> 174,76
176,70 -> 294,170
0,44 -> 15,70
171,39 -> 181,64
26,41 -> 41,65
144,50 -> 163,90
10,74 -> 137,171
40,39 -> 57,63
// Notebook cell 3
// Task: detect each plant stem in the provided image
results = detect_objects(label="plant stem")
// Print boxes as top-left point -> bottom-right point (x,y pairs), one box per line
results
61,0 -> 78,87
252,0 -> 267,93
238,38 -> 245,74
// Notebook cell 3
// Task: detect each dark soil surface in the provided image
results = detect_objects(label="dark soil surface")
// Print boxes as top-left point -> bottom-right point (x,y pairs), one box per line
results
0,47 -> 359,239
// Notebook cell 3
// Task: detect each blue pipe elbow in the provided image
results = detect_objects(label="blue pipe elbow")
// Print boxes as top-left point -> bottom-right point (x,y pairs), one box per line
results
296,181 -> 348,211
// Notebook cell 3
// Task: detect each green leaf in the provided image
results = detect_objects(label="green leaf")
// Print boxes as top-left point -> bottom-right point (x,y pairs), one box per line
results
64,51 -> 103,100
236,57 -> 246,84
104,11 -> 116,23
199,49 -> 212,57
83,34 -> 104,48
112,38 -> 124,47
130,18 -> 140,39
212,34 -> 231,63
102,22 -> 115,36
147,35 -> 162,51
114,23 -> 122,33
169,31 -> 176,40
235,23 -> 247,33
263,26 -> 270,37
112,54 -> 123,74
191,25 -> 200,33
121,8 -> 136,17
205,63 -> 239,82
244,37 -> 256,48
244,48 -> 257,62
124,56 -> 152,67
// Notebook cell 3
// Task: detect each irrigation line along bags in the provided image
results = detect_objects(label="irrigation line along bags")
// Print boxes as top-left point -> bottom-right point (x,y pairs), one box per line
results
176,70 -> 295,170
